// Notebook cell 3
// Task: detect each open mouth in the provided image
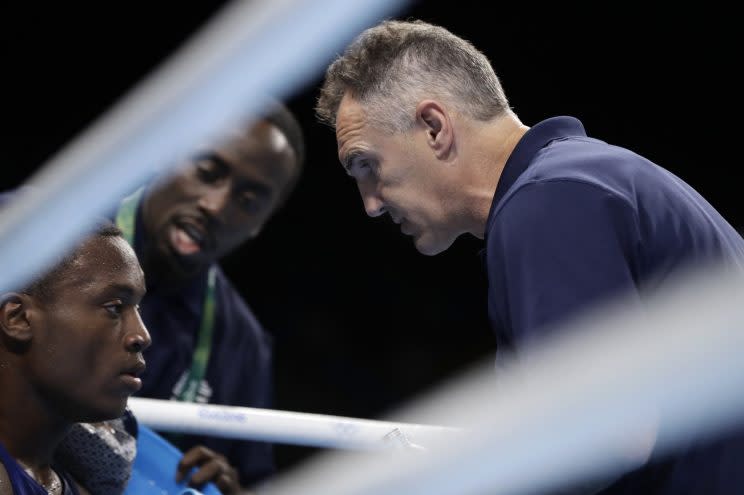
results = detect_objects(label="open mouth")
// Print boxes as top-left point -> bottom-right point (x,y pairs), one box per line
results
168,219 -> 213,257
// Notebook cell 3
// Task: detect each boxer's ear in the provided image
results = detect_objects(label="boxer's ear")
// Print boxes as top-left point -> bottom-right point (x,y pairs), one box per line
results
0,292 -> 34,343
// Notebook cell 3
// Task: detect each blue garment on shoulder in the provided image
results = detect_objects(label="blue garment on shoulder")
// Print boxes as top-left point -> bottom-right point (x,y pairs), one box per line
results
0,442 -> 80,495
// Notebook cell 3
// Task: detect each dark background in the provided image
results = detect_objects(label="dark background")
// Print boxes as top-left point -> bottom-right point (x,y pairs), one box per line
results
3,1 -> 739,475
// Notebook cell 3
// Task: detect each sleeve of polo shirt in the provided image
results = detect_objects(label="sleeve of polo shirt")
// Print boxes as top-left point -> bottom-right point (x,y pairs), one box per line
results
488,179 -> 642,349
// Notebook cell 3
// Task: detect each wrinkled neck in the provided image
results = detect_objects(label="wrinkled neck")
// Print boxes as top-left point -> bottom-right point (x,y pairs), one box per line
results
460,112 -> 529,238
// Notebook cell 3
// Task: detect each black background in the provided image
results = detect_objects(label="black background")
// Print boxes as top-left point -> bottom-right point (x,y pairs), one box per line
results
3,1 -> 740,474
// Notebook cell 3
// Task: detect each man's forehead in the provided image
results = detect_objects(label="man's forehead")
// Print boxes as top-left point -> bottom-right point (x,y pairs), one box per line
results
336,97 -> 369,156
188,118 -> 266,158
336,95 -> 367,132
227,125 -> 292,166
63,237 -> 142,286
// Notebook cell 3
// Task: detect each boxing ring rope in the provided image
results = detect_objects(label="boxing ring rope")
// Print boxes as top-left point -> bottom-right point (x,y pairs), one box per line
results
129,398 -> 460,451
262,263 -> 744,495
0,0 -> 407,293
127,264 -> 744,495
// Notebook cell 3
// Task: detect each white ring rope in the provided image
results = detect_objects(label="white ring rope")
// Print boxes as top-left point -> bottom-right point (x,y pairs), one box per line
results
263,263 -> 744,495
128,397 -> 460,451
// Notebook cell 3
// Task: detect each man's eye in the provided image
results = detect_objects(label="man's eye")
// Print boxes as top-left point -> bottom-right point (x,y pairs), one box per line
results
103,302 -> 124,317
237,193 -> 263,214
238,193 -> 255,206
195,160 -> 224,183
352,157 -> 373,175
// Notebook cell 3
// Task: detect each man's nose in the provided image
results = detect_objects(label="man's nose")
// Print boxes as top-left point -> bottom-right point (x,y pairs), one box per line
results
198,183 -> 231,218
125,312 -> 152,353
358,182 -> 385,218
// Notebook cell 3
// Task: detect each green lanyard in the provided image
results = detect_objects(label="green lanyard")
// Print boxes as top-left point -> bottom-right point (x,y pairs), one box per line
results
116,187 -> 217,403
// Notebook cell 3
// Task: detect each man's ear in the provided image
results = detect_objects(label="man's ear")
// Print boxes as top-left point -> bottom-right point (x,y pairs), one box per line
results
416,100 -> 454,160
0,293 -> 34,343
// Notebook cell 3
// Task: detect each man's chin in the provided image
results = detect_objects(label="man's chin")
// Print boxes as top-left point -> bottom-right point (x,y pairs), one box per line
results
413,234 -> 452,256
167,254 -> 208,280
74,401 -> 128,423
151,246 -> 209,284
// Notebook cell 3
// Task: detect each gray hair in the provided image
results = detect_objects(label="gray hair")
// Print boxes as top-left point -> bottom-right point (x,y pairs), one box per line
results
316,19 -> 510,132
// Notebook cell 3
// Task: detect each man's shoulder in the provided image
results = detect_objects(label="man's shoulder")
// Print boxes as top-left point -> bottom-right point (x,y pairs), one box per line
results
492,137 -> 651,226
493,174 -> 635,228
529,136 -> 650,185
484,176 -> 640,262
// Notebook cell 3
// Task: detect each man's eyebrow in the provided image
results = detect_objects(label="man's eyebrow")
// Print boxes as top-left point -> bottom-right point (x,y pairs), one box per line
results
194,151 -> 230,170
100,283 -> 145,301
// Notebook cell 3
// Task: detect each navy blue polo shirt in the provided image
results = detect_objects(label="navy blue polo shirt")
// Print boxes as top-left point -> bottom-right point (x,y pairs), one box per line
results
483,117 -> 744,494
124,198 -> 275,487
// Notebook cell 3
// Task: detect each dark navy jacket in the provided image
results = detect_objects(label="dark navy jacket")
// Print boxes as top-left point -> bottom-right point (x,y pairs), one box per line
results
483,116 -> 744,494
